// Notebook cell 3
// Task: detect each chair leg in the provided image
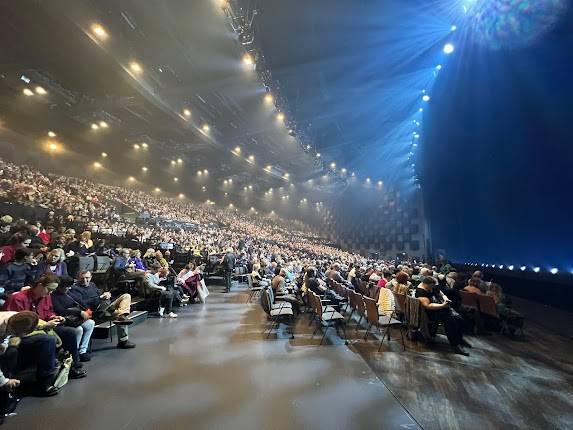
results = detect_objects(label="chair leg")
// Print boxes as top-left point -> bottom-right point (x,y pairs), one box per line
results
355,315 -> 363,332
290,315 -> 295,339
341,321 -> 348,345
363,323 -> 372,340
312,322 -> 321,336
347,309 -> 355,323
266,319 -> 276,338
399,325 -> 406,351
320,324 -> 330,345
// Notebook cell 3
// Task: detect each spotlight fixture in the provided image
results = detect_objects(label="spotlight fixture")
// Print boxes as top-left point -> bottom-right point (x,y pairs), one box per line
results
171,160 -> 176,165
48,143 -> 58,152
197,170 -> 203,175
242,53 -> 254,65
508,265 -> 514,271
141,143 -> 148,149
129,61 -> 142,74
202,124 -> 210,132
99,121 -> 108,128
330,162 -> 336,169
248,155 -> 255,162
154,187 -> 161,192
91,123 -> 99,130
91,24 -> 108,40
443,43 -> 455,54
22,88 -> 34,96
93,162 -> 102,168
183,108 -> 191,118
234,146 -> 241,153
35,86 -> 47,95
264,93 -> 274,104
128,176 -> 135,182
341,168 -> 347,174
173,177 -> 179,182
47,131 -> 56,138
378,180 -> 383,186
133,144 -> 140,150
176,158 -> 182,163
178,193 -> 185,198
550,268 -> 558,274
203,169 -> 208,174
101,152 -> 108,157
533,267 -> 540,273
276,113 -> 285,122
436,64 -> 443,70
422,95 -> 430,102
520,266 -> 526,271
316,153 -> 321,158
142,166 -> 148,172
451,25 -> 457,32
366,177 -> 371,183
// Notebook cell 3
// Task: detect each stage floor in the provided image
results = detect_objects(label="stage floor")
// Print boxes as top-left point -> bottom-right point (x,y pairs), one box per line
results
5,279 -> 572,430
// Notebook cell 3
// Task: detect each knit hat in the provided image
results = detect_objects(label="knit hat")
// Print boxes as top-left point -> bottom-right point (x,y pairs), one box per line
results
8,311 -> 39,337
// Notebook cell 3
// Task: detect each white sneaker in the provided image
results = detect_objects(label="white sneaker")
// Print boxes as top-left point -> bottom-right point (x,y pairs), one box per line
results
158,307 -> 165,317
167,312 -> 178,318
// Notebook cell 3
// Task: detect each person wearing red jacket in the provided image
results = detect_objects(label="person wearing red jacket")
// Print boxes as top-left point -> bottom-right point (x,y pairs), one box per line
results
4,274 -> 87,379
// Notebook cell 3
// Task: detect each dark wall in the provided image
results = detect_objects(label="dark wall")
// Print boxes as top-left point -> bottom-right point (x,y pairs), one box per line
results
422,9 -> 573,271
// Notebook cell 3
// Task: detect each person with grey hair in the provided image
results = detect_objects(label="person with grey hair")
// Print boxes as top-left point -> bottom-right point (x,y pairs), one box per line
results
220,247 -> 236,293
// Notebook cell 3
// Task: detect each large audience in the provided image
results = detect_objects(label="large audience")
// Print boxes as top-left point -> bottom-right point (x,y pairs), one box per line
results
0,159 -> 520,418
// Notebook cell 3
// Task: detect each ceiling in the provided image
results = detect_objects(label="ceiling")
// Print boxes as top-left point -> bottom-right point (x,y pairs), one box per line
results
0,0 -> 330,219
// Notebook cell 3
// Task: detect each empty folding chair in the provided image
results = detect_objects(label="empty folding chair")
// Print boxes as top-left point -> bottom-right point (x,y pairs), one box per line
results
363,296 -> 405,351
309,291 -> 347,345
245,274 -> 263,304
261,288 -> 294,339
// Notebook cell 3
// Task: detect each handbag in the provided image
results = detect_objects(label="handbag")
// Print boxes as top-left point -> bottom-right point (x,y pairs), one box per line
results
197,278 -> 210,303
64,314 -> 84,328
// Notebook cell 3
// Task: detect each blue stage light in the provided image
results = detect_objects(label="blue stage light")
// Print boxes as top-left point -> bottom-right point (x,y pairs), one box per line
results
436,64 -> 442,70
422,95 -> 431,102
508,265 -> 514,270
520,266 -> 526,271
451,25 -> 457,32
550,268 -> 558,274
533,267 -> 540,273
443,43 -> 455,54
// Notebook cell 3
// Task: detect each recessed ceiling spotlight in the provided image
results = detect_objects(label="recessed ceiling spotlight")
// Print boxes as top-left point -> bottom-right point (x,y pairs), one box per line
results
141,143 -> 148,149
47,131 -> 56,138
243,53 -> 253,65
101,152 -> 108,157
93,162 -> 102,168
22,88 -> 34,96
183,108 -> 191,118
202,124 -> 210,132
264,93 -> 274,104
91,24 -> 108,40
91,123 -> 99,130
99,121 -> 109,128
276,113 -> 285,122
129,62 -> 142,74
133,144 -> 140,150
142,166 -> 148,172
35,86 -> 47,95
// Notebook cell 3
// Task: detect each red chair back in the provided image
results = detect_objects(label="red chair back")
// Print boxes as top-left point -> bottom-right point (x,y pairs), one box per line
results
459,290 -> 479,309
477,294 -> 499,318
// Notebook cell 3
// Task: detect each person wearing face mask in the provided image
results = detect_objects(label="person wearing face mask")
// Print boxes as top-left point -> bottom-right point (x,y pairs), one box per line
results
70,271 -> 136,349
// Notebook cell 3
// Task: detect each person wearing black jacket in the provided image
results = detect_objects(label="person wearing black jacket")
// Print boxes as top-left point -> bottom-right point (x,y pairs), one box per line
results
69,271 -> 135,349
51,277 -> 95,362
220,247 -> 235,293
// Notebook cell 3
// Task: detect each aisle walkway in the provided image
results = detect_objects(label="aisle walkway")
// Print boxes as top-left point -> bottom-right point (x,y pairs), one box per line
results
5,280 -> 419,430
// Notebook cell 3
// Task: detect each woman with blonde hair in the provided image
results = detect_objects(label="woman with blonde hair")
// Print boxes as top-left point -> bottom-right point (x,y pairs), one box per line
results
40,248 -> 69,277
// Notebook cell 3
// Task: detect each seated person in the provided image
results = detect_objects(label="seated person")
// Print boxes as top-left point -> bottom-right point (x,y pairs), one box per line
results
271,268 -> 300,312
0,311 -> 61,396
464,278 -> 483,295
250,263 -> 269,288
70,271 -> 135,349
5,274 -> 87,378
391,271 -> 410,296
415,277 -> 471,356
127,249 -> 146,272
39,249 -> 69,277
144,264 -> 177,318
176,263 -> 201,302
0,249 -> 35,295
51,277 -> 95,361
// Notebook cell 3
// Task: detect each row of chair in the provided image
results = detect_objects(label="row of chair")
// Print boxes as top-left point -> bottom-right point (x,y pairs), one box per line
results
459,290 -> 524,335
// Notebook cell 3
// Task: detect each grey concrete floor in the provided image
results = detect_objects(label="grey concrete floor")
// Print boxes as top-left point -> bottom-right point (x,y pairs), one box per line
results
5,281 -> 419,430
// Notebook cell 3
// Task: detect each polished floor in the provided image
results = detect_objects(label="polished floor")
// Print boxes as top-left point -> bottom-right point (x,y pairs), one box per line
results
5,281 -> 573,430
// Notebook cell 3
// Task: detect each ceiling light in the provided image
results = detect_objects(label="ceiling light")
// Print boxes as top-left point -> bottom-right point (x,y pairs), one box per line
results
202,124 -> 210,132
366,177 -> 371,182
248,185 -> 253,189
129,62 -> 142,74
133,144 -> 140,150
330,162 -> 336,169
183,109 -> 191,118
341,168 -> 347,174
101,152 -> 108,157
228,178 -> 233,183
91,24 -> 108,40
203,169 -> 208,174
520,266 -> 526,271
22,88 -> 34,96
276,113 -> 285,122
243,53 -> 253,65
378,180 -> 383,186
264,93 -> 274,104
443,43 -> 455,54
284,173 -> 289,179
550,268 -> 558,274
234,146 -> 241,153
35,86 -> 47,95
171,160 -> 176,165
47,131 -> 56,138
91,123 -> 99,130
99,121 -> 108,128
128,176 -> 135,182
197,170 -> 203,175
173,177 -> 178,182
48,142 -> 58,152
316,153 -> 321,157
93,162 -> 102,168
248,155 -> 255,161
178,193 -> 185,198
177,158 -> 183,163
142,166 -> 148,172
141,143 -> 148,149
422,95 -> 431,102
533,267 -> 540,273
155,187 -> 161,192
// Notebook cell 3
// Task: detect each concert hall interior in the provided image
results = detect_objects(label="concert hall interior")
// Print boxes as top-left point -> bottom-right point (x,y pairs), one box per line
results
0,1 -> 571,429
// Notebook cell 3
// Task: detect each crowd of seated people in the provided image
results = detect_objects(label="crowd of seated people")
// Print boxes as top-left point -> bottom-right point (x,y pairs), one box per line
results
0,158 -> 523,419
